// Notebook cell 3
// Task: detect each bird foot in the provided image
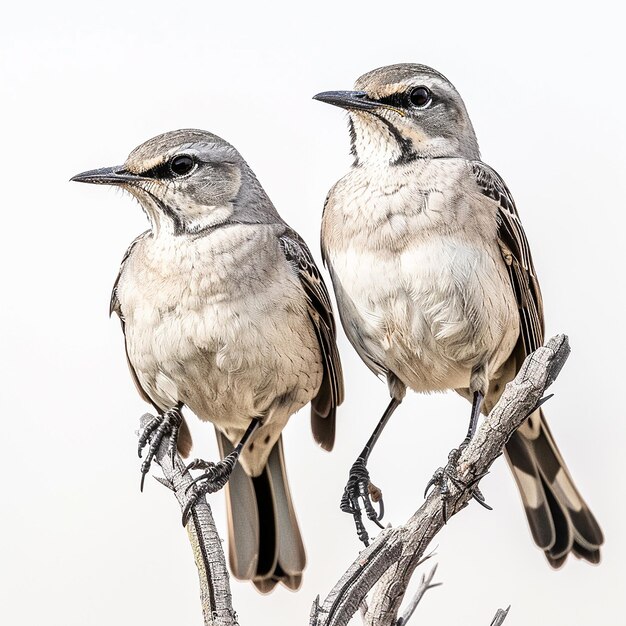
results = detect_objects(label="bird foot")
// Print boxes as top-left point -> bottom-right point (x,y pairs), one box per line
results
340,457 -> 385,547
181,452 -> 238,526
138,407 -> 182,492
184,458 -> 215,473
424,444 -> 492,523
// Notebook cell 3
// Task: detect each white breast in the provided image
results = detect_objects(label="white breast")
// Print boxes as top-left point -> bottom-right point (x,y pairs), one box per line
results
325,159 -> 519,392
116,226 -> 322,432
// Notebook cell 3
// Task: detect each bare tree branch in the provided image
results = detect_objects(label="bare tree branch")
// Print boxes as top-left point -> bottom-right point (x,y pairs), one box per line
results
138,414 -> 237,626
490,606 -> 511,626
309,529 -> 403,626
310,334 -> 570,626
138,335 -> 567,626
396,561 -> 442,626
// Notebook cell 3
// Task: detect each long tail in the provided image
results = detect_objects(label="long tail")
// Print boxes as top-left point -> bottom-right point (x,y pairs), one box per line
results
216,431 -> 306,592
504,409 -> 604,567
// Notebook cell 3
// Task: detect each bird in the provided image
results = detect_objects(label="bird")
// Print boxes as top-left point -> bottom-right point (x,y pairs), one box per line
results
314,64 -> 603,567
71,129 -> 344,592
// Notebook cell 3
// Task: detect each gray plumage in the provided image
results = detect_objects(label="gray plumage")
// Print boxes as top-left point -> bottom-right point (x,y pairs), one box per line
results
316,63 -> 602,566
72,129 -> 343,591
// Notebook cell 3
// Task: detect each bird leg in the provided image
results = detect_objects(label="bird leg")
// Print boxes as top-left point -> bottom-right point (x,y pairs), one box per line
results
341,397 -> 401,546
138,406 -> 183,492
424,391 -> 492,521
181,418 -> 260,526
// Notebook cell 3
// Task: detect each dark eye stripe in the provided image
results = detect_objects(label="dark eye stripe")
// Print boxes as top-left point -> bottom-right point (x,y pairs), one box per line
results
137,161 -> 173,179
376,92 -> 407,108
138,154 -> 196,179
375,87 -> 433,110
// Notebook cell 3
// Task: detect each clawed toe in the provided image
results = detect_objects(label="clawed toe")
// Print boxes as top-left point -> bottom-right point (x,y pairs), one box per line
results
184,458 -> 212,474
424,447 -> 492,522
182,490 -> 202,527
138,408 -> 182,492
181,454 -> 238,526
424,468 -> 446,500
180,419 -> 260,527
137,415 -> 160,458
340,458 -> 385,546
185,463 -> 223,491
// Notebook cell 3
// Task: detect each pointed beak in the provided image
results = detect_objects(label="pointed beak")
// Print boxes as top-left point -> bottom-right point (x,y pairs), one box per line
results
312,90 -> 379,111
70,166 -> 140,185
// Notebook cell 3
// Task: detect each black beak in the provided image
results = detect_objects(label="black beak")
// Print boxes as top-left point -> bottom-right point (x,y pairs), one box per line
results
70,166 -> 140,185
313,90 -> 379,111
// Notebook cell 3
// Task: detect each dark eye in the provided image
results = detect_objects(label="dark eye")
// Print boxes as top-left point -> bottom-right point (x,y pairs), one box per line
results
409,86 -> 432,108
169,154 -> 195,176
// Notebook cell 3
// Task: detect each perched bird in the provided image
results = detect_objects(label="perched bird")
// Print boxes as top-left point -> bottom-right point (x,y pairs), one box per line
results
71,129 -> 343,592
314,64 -> 603,566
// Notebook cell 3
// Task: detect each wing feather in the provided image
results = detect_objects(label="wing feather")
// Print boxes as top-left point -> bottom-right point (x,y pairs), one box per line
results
472,162 -> 544,355
279,230 -> 344,451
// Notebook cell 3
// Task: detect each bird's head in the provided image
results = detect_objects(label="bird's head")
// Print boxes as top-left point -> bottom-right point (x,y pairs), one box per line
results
72,129 -> 276,236
314,64 -> 480,165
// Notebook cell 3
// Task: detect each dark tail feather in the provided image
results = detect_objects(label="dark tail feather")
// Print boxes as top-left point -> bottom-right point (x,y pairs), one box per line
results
216,431 -> 306,592
311,403 -> 336,452
505,409 -> 603,568
176,416 -> 193,458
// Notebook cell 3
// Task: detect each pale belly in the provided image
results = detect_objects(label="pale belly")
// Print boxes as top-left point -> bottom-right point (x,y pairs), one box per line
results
126,295 -> 320,422
116,227 -> 324,475
329,236 -> 519,392
123,289 -> 322,475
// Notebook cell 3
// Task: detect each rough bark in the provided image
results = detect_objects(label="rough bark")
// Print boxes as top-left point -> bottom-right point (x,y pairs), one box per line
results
139,414 -> 237,626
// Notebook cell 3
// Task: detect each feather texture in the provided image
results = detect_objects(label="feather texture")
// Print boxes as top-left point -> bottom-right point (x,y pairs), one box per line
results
473,162 -> 603,566
279,230 -> 344,451
217,431 -> 306,591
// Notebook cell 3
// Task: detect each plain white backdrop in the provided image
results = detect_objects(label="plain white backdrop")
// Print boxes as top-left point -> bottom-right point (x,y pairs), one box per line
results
1,1 -> 624,624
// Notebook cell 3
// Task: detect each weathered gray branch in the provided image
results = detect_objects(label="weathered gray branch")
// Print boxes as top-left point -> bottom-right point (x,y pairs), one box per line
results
490,606 -> 511,626
310,334 -> 570,626
395,561 -> 441,626
138,414 -> 237,626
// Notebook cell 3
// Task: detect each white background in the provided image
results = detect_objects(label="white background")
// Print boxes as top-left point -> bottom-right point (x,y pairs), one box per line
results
1,1 -> 624,624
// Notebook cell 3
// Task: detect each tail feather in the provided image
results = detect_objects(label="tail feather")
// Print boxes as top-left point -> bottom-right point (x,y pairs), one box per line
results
505,409 -> 603,568
573,543 -> 601,564
534,415 -> 604,550
219,440 -> 261,581
217,431 -> 306,592
311,404 -> 336,452
542,477 -> 573,562
266,440 -> 307,578
504,428 -> 555,549
250,471 -> 279,581
176,416 -> 193,458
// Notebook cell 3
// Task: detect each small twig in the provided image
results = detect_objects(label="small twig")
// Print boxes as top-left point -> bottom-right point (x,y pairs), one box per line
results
490,606 -> 511,625
138,414 -> 237,626
396,562 -> 442,626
